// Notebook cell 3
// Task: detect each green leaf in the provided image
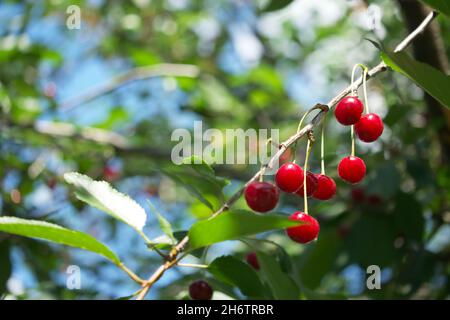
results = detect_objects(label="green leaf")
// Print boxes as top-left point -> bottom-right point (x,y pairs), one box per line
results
207,256 -> 263,297
256,251 -> 300,300
162,156 -> 228,210
149,230 -> 187,250
262,0 -> 295,12
64,172 -> 147,231
299,228 -> 342,289
345,215 -> 400,267
381,51 -> 450,108
393,193 -> 424,242
188,210 -> 302,250
0,217 -> 120,264
146,200 -> 175,242
95,107 -> 129,129
420,0 -> 450,16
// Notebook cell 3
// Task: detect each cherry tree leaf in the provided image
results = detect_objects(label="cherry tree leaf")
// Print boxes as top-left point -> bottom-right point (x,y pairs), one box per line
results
188,210 -> 302,250
207,255 -> 263,297
64,172 -> 146,231
420,0 -> 450,16
0,217 -> 120,264
381,51 -> 450,108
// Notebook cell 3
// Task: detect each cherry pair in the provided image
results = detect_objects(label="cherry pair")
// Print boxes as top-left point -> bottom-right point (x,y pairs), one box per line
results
335,96 -> 384,143
275,163 -> 336,200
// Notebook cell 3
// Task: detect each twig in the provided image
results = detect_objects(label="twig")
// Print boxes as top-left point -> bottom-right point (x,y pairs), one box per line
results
59,63 -> 200,111
177,263 -> 209,269
118,263 -> 145,285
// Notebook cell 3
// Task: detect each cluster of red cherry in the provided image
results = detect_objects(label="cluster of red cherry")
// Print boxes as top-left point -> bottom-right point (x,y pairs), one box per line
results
335,95 -> 383,184
244,65 -> 384,245
244,159 -> 328,245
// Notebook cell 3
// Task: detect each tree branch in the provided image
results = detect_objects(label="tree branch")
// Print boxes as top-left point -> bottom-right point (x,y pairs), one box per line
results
59,63 -> 200,111
136,11 -> 438,300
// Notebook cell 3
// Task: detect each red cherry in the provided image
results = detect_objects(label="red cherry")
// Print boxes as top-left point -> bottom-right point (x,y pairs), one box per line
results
355,113 -> 384,142
296,171 -> 318,197
334,96 -> 364,125
351,188 -> 366,203
338,156 -> 366,184
244,181 -> 279,213
103,166 -> 120,182
189,280 -> 213,300
312,174 -> 336,200
275,162 -> 304,193
286,212 -> 320,244
245,252 -> 260,270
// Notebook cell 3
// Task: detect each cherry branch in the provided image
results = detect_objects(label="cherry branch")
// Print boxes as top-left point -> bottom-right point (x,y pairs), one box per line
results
138,11 -> 438,300
59,63 -> 200,111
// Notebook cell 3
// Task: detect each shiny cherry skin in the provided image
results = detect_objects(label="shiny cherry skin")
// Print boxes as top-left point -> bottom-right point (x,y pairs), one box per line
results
296,171 -> 318,197
334,96 -> 364,125
244,181 -> 279,213
245,252 -> 260,270
355,113 -> 384,142
275,162 -> 304,193
312,174 -> 336,200
286,212 -> 320,244
189,280 -> 213,300
338,156 -> 366,184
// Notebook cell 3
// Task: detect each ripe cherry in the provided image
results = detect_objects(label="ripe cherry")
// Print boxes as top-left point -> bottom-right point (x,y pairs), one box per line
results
338,156 -> 366,184
313,174 -> 336,200
296,171 -> 318,197
189,280 -> 213,300
334,96 -> 364,125
286,212 -> 320,244
244,181 -> 279,213
103,166 -> 120,182
245,252 -> 260,270
355,113 -> 384,142
275,162 -> 304,193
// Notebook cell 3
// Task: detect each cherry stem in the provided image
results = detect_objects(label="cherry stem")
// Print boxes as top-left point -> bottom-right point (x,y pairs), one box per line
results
294,105 -> 323,163
351,125 -> 355,157
320,116 -> 326,175
260,138 -> 273,182
350,64 -> 370,113
362,68 -> 370,114
303,138 -> 313,214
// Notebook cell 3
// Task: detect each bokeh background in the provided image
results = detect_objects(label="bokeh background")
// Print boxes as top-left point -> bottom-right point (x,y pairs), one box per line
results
1,0 -> 449,299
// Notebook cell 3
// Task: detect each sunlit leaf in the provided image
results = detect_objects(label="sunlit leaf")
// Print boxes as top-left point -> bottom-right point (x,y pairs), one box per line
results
0,217 -> 120,264
147,199 -> 175,242
64,172 -> 147,231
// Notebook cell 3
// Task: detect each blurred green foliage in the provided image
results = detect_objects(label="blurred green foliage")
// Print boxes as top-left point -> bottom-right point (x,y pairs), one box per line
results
0,0 -> 449,300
